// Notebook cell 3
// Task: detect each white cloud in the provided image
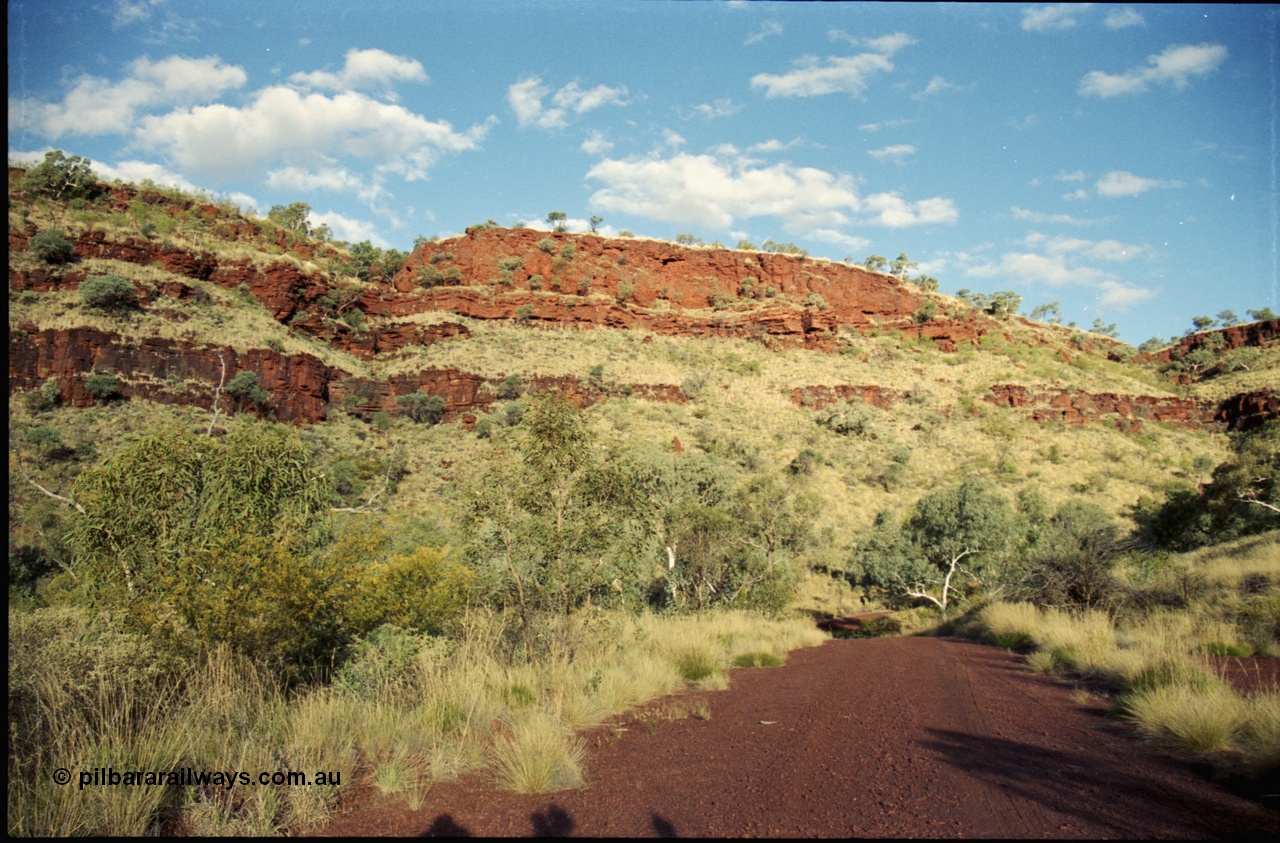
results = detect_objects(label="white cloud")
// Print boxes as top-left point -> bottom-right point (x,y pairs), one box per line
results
1022,4 -> 1092,33
913,76 -> 963,99
11,55 -> 247,138
1095,170 -> 1183,197
1098,280 -> 1156,309
751,32 -> 915,99
867,144 -> 916,164
581,130 -> 614,155
112,0 -> 165,29
749,138 -> 800,153
1104,7 -> 1144,30
586,151 -> 861,230
1079,43 -> 1227,98
862,193 -> 959,227
964,231 -> 1156,311
1054,170 -> 1086,182
1011,206 -> 1096,226
89,158 -> 202,193
289,48 -> 427,92
135,85 -> 492,183
1063,188 -> 1090,201
857,118 -> 917,132
586,148 -> 954,238
681,98 -> 741,120
309,210 -> 391,248
507,76 -> 628,129
744,20 -> 783,46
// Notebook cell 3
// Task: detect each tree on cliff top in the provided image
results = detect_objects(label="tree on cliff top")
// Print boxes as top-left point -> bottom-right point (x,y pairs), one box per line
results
22,150 -> 96,202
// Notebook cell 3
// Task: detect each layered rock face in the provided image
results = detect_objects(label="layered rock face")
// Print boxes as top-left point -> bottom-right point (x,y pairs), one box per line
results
7,175 -> 1278,433
383,227 -> 991,352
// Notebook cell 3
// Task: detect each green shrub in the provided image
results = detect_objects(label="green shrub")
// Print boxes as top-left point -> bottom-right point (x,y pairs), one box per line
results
673,647 -> 719,681
496,373 -> 525,400
29,229 -> 76,264
79,274 -> 137,312
817,400 -> 880,438
226,371 -> 271,407
396,392 -> 447,424
84,373 -> 120,400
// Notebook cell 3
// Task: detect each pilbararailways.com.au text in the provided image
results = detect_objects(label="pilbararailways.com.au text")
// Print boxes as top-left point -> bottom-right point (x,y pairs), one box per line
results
60,766 -> 341,791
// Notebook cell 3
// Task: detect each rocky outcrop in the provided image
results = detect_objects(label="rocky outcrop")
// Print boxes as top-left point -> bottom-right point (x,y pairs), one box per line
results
8,325 -> 686,426
384,227 -> 993,352
1153,319 -> 1280,363
984,384 -> 1215,431
789,384 -> 903,411
1213,389 -> 1280,431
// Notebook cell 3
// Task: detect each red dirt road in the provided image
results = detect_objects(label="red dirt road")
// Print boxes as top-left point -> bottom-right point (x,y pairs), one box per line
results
318,637 -> 1278,837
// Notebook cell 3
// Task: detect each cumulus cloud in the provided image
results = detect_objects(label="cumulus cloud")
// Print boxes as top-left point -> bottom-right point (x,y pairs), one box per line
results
867,144 -> 916,164
308,210 -> 392,248
10,55 -> 246,138
134,85 -> 492,182
585,149 -> 956,236
1022,3 -> 1092,33
89,158 -> 203,193
508,76 -> 629,129
1098,280 -> 1156,308
751,32 -> 914,99
1054,170 -> 1086,182
1079,43 -> 1227,98
289,48 -> 427,92
581,130 -> 614,155
964,231 -> 1155,311
1095,170 -> 1183,197
861,193 -> 959,228
1104,7 -> 1144,29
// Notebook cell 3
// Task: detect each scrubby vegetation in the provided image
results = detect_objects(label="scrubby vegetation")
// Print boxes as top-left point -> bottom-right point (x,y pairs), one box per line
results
8,159 -> 1280,833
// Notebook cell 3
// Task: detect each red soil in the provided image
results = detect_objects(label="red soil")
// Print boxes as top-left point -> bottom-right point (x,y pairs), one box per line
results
314,637 -> 1277,838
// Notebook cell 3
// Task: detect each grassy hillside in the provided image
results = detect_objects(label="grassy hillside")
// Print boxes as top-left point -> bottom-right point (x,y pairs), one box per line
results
8,162 -> 1279,834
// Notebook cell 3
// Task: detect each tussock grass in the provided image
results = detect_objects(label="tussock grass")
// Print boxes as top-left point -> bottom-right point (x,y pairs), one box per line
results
488,712 -> 585,793
8,607 -> 825,834
970,533 -> 1280,778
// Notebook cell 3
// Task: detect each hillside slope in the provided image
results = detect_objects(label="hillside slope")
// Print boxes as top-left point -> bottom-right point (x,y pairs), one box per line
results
8,166 -> 1278,548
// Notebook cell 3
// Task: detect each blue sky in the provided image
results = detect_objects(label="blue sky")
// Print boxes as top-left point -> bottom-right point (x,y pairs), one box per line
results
8,1 -> 1277,344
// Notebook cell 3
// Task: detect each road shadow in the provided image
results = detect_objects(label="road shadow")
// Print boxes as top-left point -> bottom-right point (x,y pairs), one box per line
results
419,806 -> 679,837
920,727 -> 1275,837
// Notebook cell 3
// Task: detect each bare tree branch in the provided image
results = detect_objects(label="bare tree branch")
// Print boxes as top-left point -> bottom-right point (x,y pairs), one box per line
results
206,352 -> 226,437
1238,495 -> 1280,515
11,451 -> 85,514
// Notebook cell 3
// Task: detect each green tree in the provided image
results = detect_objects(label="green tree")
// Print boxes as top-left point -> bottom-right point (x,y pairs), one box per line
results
267,201 -> 313,236
889,252 -> 918,280
1029,302 -> 1063,325
464,393 -> 642,660
588,215 -> 604,233
1217,309 -> 1239,326
67,424 -> 334,666
84,373 -> 120,401
1091,317 -> 1119,339
862,254 -> 888,273
1188,315 -> 1217,335
1247,307 -> 1278,321
850,479 -> 1015,619
22,150 -> 96,201
547,211 -> 568,232
1018,501 -> 1123,609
